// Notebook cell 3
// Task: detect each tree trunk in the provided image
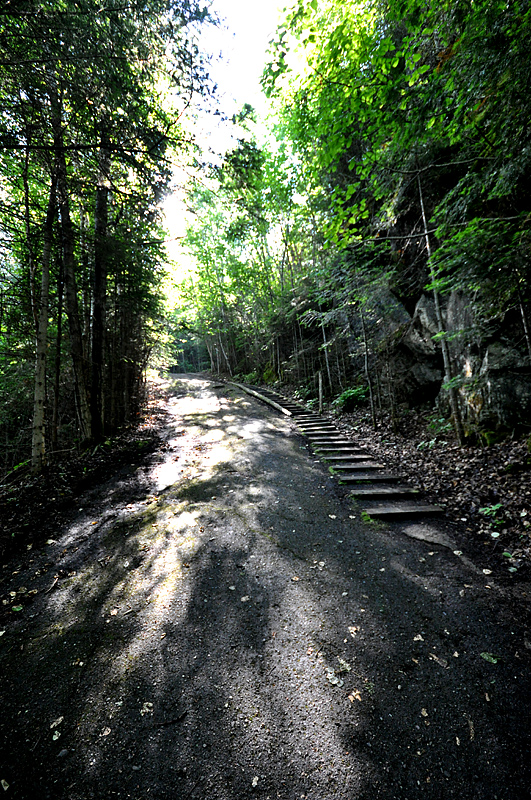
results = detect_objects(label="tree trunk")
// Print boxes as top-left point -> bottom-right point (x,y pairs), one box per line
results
418,174 -> 464,445
359,306 -> 377,429
91,134 -> 110,442
51,88 -> 92,444
31,174 -> 56,474
51,240 -> 63,451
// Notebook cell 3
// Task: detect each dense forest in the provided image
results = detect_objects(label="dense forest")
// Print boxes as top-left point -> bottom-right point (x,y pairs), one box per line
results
180,0 -> 531,447
1,0 -> 530,484
0,0 -> 212,478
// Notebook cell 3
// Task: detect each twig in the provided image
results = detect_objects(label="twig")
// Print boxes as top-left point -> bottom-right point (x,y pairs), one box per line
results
45,576 -> 58,593
153,710 -> 188,727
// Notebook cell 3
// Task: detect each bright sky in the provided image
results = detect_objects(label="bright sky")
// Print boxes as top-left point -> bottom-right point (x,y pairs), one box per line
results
204,0 -> 288,118
163,0 -> 289,261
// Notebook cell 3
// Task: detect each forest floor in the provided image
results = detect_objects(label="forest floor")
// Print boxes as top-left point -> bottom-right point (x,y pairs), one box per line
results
334,406 -> 531,580
1,375 -> 531,799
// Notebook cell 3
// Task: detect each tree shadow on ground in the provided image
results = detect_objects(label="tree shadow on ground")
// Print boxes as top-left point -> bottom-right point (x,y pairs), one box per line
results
1,378 -> 530,799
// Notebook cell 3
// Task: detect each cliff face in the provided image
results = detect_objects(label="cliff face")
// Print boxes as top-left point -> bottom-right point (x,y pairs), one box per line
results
374,291 -> 531,436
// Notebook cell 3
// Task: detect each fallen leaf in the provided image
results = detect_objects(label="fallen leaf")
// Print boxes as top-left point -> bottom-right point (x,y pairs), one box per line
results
252,776 -> 259,787
480,652 -> 498,664
413,634 -> 424,642
421,708 -> 428,717
1,779 -> 9,791
291,576 -> 299,582
337,657 -> 351,672
102,727 -> 111,736
240,596 -> 250,602
140,702 -> 154,716
482,569 -> 492,575
50,717 -> 64,729
326,667 -> 343,687
348,626 -> 359,638
11,605 -> 23,612
52,731 -> 61,741
429,653 -> 448,668
348,690 -> 362,702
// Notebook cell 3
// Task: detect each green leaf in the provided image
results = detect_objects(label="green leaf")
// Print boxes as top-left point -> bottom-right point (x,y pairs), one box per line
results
480,652 -> 498,664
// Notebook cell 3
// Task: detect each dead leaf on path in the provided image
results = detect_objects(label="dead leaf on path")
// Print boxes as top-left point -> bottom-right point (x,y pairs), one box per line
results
50,717 -> 64,729
291,576 -> 299,582
140,702 -> 153,716
1,779 -> 9,791
429,653 -> 448,668
414,634 -> 424,641
348,690 -> 362,702
348,626 -> 359,638
110,609 -> 118,616
421,708 -> 428,717
337,657 -> 351,672
102,727 -> 111,737
252,777 -> 259,787
326,667 -> 343,687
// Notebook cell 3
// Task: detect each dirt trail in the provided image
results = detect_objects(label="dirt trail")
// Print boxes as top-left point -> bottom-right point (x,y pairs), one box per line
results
1,376 -> 530,799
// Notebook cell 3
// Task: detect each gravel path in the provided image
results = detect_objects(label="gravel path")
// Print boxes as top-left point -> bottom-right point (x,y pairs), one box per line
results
1,376 -> 530,799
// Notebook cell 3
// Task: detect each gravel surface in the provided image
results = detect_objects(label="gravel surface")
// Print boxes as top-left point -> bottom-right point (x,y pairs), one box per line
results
1,376 -> 530,799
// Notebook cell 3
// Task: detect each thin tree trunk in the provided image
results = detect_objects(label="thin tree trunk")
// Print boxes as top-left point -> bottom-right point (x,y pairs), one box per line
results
51,87 -> 92,443
31,174 -> 56,474
418,174 -> 464,445
518,296 -> 531,363
22,134 -> 38,332
320,320 -> 333,391
360,307 -> 377,429
51,243 -> 63,451
91,134 -> 110,442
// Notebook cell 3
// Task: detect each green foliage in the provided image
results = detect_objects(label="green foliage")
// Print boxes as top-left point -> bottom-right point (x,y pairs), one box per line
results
332,386 -> 368,412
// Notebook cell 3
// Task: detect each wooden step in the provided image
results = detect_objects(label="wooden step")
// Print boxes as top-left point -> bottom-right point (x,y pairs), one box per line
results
308,437 -> 349,443
350,485 -> 419,498
330,462 -> 385,471
302,429 -> 340,435
312,439 -> 366,451
339,472 -> 400,483
361,502 -> 444,519
324,455 -> 371,462
315,447 -> 367,455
